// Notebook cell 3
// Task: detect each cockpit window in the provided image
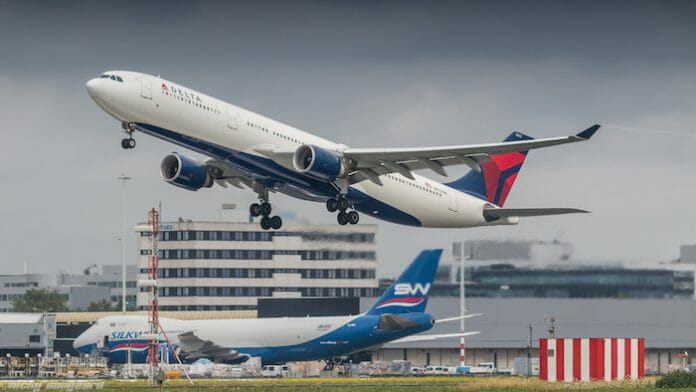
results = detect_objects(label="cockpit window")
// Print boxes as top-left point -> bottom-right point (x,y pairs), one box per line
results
99,74 -> 123,83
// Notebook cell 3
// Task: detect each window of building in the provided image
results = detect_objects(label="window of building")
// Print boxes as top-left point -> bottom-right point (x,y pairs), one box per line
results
29,335 -> 40,343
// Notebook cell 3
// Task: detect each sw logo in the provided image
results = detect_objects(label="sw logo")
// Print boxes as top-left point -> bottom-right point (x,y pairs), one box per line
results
394,283 -> 431,296
374,283 -> 432,310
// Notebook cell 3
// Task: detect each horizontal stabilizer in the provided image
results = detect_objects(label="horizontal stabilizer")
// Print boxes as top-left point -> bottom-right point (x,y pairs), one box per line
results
435,313 -> 483,323
392,331 -> 480,344
483,208 -> 588,222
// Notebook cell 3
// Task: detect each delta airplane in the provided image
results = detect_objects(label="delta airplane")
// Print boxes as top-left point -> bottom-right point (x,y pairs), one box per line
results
87,71 -> 599,230
73,249 -> 479,365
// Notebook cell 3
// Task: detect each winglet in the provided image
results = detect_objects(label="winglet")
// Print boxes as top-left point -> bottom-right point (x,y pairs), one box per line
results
576,124 -> 601,140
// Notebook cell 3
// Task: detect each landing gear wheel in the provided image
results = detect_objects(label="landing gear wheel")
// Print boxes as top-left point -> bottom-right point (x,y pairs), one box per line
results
249,203 -> 261,217
337,197 -> 349,212
260,216 -> 272,230
270,215 -> 283,230
326,198 -> 338,213
121,138 -> 135,149
260,202 -> 272,216
347,211 -> 359,225
337,212 -> 349,226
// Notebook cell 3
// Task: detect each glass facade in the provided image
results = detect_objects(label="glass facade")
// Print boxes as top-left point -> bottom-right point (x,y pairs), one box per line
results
148,230 -> 375,243
381,265 -> 695,299
142,249 -> 376,261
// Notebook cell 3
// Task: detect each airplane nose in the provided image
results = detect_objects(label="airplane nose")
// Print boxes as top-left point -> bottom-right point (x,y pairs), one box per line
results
85,78 -> 99,98
73,330 -> 89,353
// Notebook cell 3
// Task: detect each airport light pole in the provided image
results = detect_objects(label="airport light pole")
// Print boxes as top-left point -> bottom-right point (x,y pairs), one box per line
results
118,174 -> 132,313
460,252 -> 466,369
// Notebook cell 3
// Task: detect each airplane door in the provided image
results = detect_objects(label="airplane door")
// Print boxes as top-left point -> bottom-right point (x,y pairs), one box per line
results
140,78 -> 152,99
448,193 -> 458,212
227,109 -> 238,130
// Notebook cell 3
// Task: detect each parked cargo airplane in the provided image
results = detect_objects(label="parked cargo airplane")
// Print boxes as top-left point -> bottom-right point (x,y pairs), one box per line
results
73,249 -> 479,364
87,71 -> 599,230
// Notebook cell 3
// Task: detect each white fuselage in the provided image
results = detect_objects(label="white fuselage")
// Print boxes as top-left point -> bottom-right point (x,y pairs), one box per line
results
86,70 -> 516,228
73,313 -> 432,364
74,314 -> 355,351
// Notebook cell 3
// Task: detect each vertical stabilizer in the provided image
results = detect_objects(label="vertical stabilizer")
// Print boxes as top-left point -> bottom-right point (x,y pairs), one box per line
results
367,249 -> 442,315
445,132 -> 533,206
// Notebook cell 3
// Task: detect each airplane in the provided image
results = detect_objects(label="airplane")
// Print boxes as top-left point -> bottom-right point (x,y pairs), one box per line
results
73,249 -> 480,365
86,71 -> 599,230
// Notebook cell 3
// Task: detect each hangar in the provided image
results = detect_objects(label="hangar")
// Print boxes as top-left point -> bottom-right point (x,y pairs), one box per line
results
365,297 -> 696,374
1,297 -> 694,375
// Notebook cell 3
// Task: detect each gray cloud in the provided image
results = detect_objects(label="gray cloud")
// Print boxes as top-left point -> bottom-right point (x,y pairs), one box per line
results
0,1 -> 694,277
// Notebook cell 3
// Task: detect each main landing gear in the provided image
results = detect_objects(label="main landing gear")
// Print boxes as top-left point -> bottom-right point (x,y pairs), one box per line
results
326,195 -> 359,225
120,121 -> 136,149
249,201 -> 283,230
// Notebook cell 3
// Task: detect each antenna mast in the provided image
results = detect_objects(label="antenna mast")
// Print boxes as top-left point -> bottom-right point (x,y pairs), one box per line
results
146,208 -> 160,384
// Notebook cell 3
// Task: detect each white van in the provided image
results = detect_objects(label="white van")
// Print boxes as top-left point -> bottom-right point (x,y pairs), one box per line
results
424,366 -> 449,375
260,364 -> 289,377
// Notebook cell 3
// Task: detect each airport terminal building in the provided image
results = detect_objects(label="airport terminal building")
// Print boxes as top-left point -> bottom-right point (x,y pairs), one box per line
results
136,220 -> 378,311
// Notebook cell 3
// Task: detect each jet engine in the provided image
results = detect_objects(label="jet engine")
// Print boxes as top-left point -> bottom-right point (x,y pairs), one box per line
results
292,145 -> 346,181
160,153 -> 214,191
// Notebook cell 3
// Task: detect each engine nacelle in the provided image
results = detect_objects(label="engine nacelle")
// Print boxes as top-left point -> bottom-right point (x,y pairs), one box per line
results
293,145 -> 346,181
160,153 -> 213,191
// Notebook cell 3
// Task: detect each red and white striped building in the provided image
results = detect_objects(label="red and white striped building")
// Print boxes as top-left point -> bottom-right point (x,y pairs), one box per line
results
539,338 -> 645,382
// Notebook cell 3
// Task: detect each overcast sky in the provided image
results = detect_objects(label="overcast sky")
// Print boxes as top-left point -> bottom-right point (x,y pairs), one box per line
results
0,1 -> 694,277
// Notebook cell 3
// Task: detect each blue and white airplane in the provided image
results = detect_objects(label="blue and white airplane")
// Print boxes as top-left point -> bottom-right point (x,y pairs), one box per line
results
87,71 -> 599,230
73,249 -> 479,364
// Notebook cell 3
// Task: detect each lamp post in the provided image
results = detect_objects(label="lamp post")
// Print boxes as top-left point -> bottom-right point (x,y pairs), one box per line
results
460,253 -> 466,369
117,174 -> 131,313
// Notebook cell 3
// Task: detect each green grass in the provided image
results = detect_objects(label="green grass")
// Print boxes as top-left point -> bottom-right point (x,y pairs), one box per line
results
0,376 -> 680,391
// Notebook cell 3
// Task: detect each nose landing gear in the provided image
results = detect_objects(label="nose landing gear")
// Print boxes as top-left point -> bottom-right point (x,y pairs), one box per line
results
121,137 -> 136,149
121,122 -> 136,149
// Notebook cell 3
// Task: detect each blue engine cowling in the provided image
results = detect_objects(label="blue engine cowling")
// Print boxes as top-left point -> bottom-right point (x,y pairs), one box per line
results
160,153 -> 214,191
292,145 -> 345,181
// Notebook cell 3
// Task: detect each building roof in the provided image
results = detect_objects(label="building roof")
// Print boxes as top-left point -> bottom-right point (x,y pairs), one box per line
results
0,313 -> 44,324
361,297 -> 696,349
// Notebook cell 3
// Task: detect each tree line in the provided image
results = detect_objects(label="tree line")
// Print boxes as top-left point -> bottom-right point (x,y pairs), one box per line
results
11,288 -> 130,312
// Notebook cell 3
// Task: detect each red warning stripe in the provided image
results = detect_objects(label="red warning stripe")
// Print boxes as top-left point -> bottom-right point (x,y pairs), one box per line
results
573,338 -> 581,381
625,338 -> 632,379
539,338 -> 548,381
611,338 -> 618,380
556,339 -> 564,381
638,339 -> 645,378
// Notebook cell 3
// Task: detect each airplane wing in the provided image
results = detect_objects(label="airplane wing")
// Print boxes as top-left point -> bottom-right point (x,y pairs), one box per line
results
205,159 -> 256,190
391,331 -> 480,344
346,125 -> 599,184
177,331 -> 249,363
